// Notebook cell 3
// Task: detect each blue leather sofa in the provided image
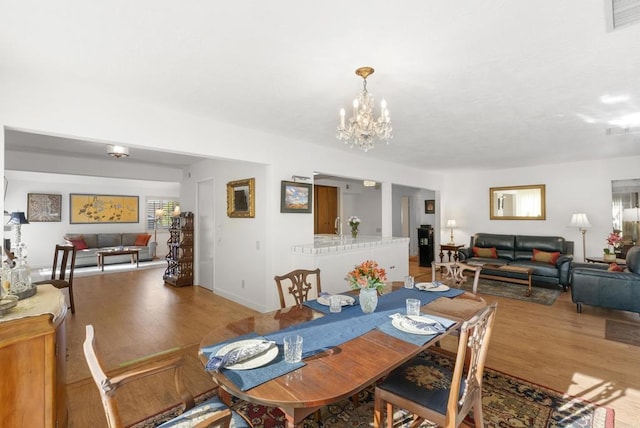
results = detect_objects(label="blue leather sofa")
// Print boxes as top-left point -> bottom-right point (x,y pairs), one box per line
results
458,233 -> 574,290
570,246 -> 640,314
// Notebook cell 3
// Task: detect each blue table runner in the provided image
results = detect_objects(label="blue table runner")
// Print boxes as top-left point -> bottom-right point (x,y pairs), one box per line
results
201,287 -> 463,391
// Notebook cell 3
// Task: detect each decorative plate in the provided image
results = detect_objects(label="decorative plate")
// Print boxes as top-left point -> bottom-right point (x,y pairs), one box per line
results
415,282 -> 450,292
391,315 -> 442,335
214,339 -> 279,370
317,294 -> 356,306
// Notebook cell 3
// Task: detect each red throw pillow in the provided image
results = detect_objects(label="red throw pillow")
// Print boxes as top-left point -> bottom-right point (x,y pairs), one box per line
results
532,249 -> 560,265
68,237 -> 88,250
134,234 -> 151,246
608,263 -> 624,272
472,246 -> 497,258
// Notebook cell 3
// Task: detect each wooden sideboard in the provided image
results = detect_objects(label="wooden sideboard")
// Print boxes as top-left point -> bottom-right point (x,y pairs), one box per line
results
0,285 -> 68,428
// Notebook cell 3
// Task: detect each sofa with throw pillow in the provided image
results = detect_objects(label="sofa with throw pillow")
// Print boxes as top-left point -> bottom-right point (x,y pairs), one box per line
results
458,233 -> 574,290
64,232 -> 154,267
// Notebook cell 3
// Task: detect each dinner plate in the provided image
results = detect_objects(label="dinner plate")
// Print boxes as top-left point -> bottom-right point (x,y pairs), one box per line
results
391,315 -> 442,335
415,282 -> 450,292
214,339 -> 279,370
317,294 -> 356,306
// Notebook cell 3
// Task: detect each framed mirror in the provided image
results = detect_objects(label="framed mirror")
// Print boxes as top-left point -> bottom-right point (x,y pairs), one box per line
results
611,179 -> 640,246
227,178 -> 255,218
490,184 -> 546,220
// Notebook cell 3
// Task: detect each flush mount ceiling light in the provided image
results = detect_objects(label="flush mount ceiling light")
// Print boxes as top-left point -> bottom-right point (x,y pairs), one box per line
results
337,67 -> 392,152
605,126 -> 640,135
107,145 -> 129,158
363,180 -> 376,187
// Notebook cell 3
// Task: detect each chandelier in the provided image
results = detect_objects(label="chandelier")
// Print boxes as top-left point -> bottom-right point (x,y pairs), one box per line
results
337,67 -> 392,152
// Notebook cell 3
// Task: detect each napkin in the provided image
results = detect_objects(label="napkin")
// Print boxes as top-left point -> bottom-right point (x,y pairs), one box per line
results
205,340 -> 276,372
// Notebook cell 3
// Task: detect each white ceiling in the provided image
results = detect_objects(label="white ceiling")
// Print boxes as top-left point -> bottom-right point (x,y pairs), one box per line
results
3,1 -> 640,171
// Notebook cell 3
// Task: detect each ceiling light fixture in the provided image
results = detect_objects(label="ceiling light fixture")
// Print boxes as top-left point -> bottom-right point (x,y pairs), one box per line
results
363,180 -> 376,187
337,67 -> 392,152
107,145 -> 130,158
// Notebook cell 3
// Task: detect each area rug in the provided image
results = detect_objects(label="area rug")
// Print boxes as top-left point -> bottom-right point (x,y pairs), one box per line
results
131,349 -> 614,428
459,278 -> 561,305
605,319 -> 640,347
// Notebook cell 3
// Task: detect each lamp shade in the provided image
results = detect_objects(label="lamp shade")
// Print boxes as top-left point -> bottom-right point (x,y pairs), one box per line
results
155,208 -> 165,218
569,213 -> 591,229
446,219 -> 456,228
7,212 -> 29,225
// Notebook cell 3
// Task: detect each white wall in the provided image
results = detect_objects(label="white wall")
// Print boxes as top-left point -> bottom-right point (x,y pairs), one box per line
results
440,156 -> 640,261
392,184 -> 436,256
4,170 -> 179,269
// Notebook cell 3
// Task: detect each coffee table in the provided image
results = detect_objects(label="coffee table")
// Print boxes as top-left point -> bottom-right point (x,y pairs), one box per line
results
96,248 -> 140,272
474,263 -> 534,297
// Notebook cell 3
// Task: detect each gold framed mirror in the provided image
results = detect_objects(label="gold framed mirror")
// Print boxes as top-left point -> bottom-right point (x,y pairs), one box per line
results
227,178 -> 255,218
489,184 -> 546,220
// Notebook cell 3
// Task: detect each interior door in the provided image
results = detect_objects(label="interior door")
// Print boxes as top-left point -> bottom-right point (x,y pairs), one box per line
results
197,178 -> 214,291
314,185 -> 338,234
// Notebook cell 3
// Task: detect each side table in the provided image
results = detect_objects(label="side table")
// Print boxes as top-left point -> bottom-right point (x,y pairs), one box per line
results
439,244 -> 464,262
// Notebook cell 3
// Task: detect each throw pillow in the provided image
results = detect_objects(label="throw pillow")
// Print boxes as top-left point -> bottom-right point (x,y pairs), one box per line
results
608,263 -> 624,272
134,234 -> 151,246
472,246 -> 497,258
68,237 -> 88,250
532,249 -> 560,265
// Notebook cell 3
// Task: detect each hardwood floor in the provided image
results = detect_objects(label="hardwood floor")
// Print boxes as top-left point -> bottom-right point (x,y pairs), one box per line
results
65,260 -> 640,427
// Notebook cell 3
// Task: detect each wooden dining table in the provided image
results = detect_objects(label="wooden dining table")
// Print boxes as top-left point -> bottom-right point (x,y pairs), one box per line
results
198,283 -> 486,428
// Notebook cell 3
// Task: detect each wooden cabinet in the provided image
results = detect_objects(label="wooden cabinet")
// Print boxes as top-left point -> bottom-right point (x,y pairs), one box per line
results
163,211 -> 194,287
0,285 -> 68,428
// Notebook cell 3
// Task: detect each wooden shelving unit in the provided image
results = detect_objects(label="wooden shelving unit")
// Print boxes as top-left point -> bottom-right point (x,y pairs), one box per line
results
163,212 -> 194,287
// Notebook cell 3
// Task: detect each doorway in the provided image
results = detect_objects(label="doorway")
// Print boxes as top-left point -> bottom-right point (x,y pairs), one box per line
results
197,178 -> 215,291
401,196 -> 410,238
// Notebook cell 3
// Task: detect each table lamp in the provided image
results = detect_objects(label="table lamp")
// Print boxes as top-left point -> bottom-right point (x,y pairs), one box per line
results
569,213 -> 591,262
446,219 -> 457,245
6,211 -> 35,299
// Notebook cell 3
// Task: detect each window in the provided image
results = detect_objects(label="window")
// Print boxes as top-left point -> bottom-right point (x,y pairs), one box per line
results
146,198 -> 179,231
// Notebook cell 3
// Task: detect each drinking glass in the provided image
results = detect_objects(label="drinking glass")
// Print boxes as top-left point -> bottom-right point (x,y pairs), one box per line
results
329,295 -> 342,313
284,335 -> 303,363
406,298 -> 421,317
404,275 -> 414,289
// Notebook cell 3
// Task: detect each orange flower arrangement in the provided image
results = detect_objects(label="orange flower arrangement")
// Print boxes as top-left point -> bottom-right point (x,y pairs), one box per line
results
346,260 -> 387,292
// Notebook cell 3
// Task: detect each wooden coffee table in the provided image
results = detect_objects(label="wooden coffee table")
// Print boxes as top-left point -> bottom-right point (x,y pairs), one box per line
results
96,248 -> 140,272
476,264 -> 534,297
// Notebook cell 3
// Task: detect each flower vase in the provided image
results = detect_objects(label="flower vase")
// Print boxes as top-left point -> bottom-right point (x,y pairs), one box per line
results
359,287 -> 378,314
351,228 -> 358,239
603,253 -> 616,262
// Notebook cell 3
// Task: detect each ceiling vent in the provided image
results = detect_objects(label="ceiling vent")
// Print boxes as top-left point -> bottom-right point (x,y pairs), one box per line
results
606,0 -> 640,30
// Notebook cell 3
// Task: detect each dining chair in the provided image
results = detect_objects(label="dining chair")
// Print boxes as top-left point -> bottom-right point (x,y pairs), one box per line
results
33,244 -> 77,313
274,268 -> 321,308
83,325 -> 247,428
373,303 -> 498,428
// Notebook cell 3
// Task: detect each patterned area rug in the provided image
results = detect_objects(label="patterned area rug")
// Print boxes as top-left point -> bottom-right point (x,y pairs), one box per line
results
131,349 -> 614,428
605,319 -> 640,347
461,278 -> 561,305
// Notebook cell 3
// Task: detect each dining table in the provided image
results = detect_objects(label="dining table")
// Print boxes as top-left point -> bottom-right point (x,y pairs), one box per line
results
198,282 -> 486,428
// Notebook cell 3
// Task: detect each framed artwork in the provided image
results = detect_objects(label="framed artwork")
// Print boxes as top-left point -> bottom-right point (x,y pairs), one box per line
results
70,194 -> 139,224
227,178 -> 255,218
281,181 -> 312,213
425,199 -> 435,214
27,193 -> 62,222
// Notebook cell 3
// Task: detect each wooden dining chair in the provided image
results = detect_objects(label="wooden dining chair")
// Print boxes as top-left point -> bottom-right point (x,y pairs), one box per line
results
33,244 -> 77,313
83,325 -> 246,428
373,303 -> 498,428
274,268 -> 321,308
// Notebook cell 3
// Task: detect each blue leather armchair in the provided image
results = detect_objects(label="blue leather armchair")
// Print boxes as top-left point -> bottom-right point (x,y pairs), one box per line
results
571,246 -> 640,314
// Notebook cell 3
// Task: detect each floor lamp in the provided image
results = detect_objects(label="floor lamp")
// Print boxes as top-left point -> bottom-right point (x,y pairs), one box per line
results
569,213 -> 591,262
